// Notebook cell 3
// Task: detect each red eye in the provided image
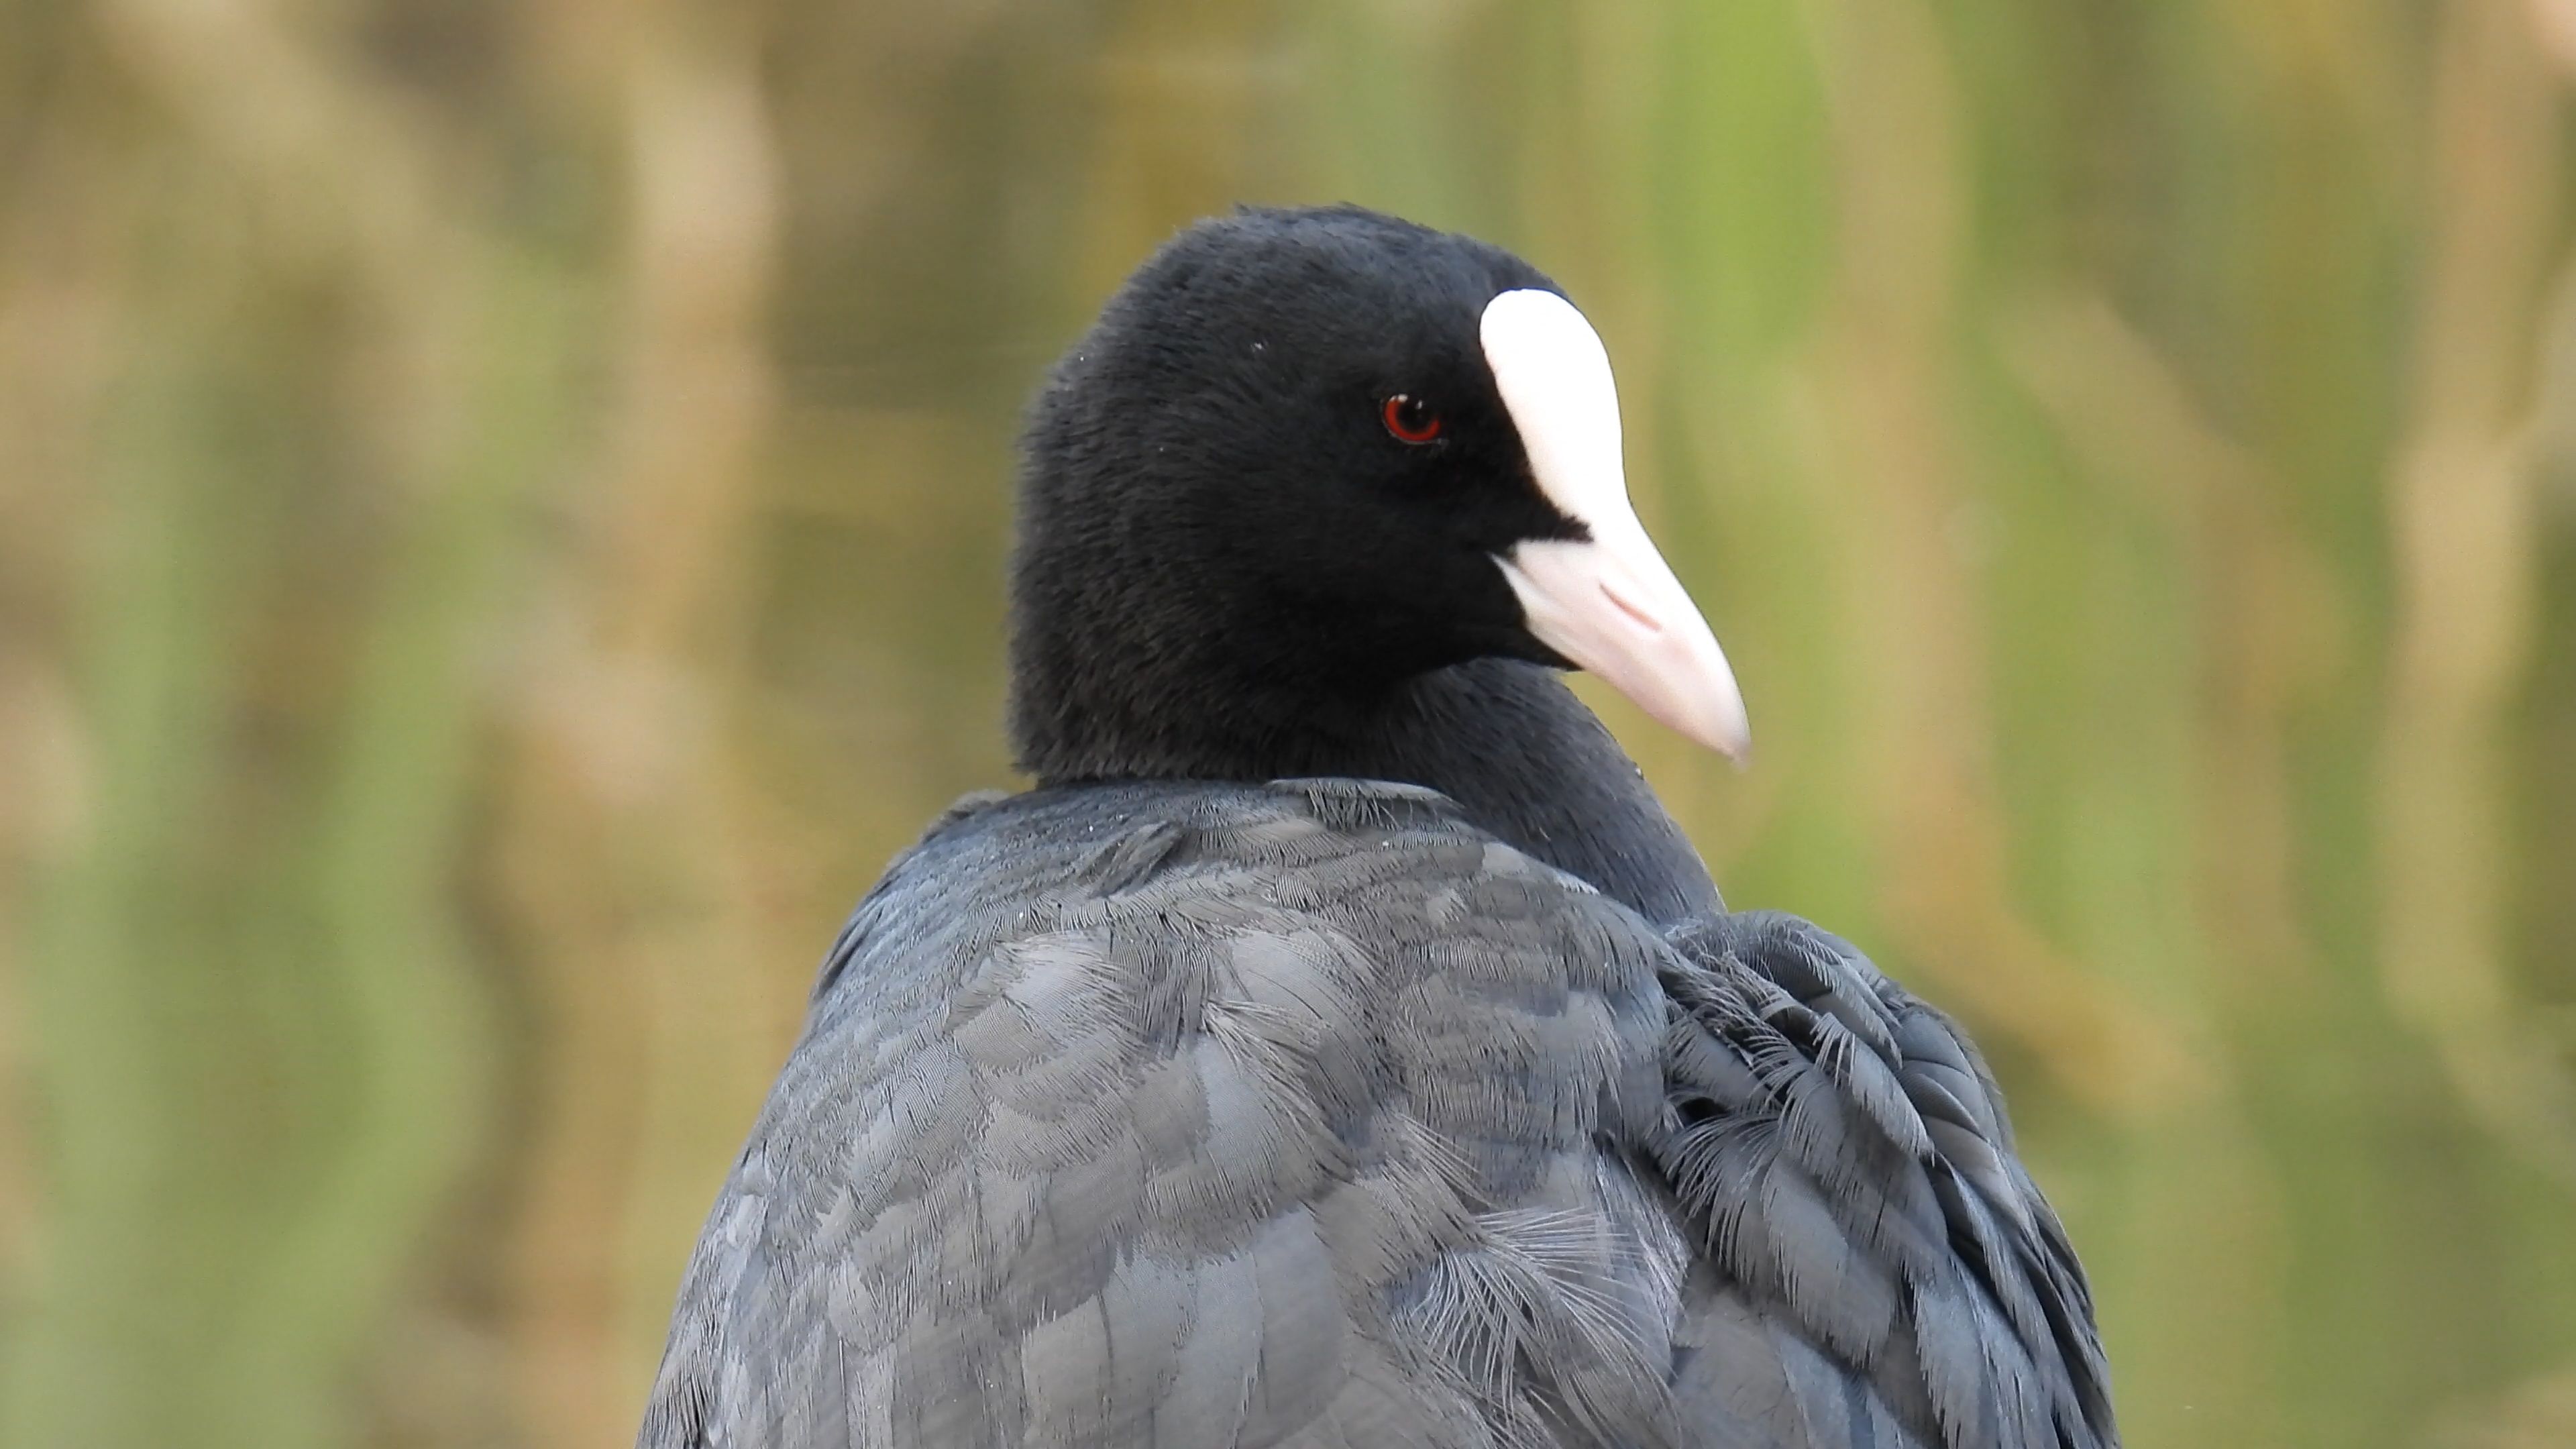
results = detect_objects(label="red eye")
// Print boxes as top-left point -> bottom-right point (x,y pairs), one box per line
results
1381,394 -> 1443,444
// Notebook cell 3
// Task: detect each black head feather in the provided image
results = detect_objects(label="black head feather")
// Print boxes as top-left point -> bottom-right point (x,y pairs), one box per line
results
1006,204 -> 1716,920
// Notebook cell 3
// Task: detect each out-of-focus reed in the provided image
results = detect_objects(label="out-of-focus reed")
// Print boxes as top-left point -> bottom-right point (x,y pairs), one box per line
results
2,2 -> 2571,1446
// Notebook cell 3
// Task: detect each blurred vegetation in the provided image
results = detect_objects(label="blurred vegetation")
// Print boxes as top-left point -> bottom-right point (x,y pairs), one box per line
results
2,1 -> 2573,1446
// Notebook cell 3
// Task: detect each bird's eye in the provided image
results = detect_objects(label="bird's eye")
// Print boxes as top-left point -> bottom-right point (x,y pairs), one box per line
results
1381,394 -> 1443,445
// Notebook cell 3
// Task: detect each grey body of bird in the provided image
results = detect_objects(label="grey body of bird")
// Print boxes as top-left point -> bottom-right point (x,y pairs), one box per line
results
639,777 -> 2112,1449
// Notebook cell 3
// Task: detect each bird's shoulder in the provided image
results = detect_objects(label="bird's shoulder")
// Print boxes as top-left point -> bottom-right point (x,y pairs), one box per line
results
799,773 -> 1674,1032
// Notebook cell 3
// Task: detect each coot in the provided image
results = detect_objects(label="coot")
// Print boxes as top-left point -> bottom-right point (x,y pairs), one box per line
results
640,205 -> 2114,1449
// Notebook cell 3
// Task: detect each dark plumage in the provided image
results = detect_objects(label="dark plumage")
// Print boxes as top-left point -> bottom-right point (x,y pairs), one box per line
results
641,206 -> 2115,1448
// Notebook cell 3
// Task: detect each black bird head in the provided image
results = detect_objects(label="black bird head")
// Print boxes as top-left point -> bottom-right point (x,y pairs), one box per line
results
1010,205 -> 1747,785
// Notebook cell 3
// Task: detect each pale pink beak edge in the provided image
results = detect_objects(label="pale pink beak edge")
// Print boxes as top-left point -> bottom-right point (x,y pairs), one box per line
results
1481,289 -> 1752,763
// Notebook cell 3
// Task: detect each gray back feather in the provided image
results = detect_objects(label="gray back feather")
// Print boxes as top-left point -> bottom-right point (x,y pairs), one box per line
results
639,786 -> 2116,1449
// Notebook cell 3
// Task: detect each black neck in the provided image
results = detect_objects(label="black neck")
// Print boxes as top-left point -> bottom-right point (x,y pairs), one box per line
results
1338,661 -> 1722,924
1012,648 -> 1720,925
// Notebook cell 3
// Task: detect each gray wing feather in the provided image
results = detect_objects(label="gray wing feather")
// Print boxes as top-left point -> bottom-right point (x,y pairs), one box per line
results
1653,911 -> 2116,1449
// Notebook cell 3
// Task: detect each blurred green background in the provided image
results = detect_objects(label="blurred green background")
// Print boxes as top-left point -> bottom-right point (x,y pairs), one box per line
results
3,1 -> 2574,1446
